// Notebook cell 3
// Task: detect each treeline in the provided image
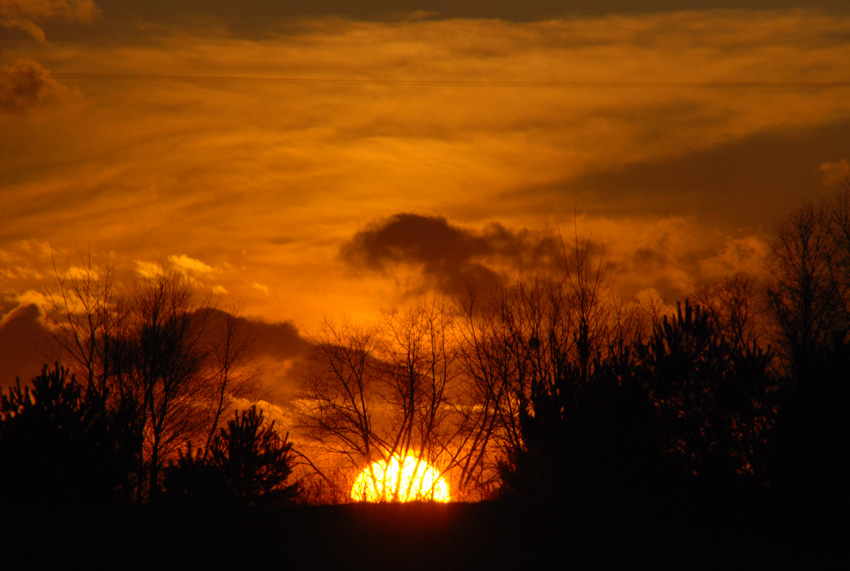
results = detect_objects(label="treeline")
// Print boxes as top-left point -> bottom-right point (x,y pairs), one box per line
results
0,270 -> 298,510
295,270 -> 784,504
1,189 -> 849,511
295,188 -> 850,507
481,188 -> 850,506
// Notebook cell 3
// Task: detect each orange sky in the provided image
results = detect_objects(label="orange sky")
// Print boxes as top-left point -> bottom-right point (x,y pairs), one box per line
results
2,2 -> 850,390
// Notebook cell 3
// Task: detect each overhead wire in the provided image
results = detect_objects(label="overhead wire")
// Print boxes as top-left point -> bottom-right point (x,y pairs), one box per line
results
2,70 -> 850,88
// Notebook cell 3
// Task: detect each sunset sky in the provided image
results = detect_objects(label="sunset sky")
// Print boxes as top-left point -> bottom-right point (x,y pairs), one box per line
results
2,0 -> 850,390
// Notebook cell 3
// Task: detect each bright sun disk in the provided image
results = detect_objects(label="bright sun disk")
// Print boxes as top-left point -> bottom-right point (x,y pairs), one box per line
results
350,455 -> 450,502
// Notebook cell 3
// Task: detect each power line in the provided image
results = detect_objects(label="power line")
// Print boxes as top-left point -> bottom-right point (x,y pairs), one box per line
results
2,70 -> 850,88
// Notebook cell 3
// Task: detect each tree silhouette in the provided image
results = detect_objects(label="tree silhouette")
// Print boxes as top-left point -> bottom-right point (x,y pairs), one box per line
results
0,364 -> 138,509
495,295 -> 778,504
5,193 -> 849,524
164,406 -> 299,506
213,406 -> 299,505
459,237 -> 666,504
765,201 -> 845,379
296,301 -> 487,502
498,345 -> 663,506
637,301 -> 777,495
766,189 -> 850,503
48,256 -> 255,502
162,443 -> 228,506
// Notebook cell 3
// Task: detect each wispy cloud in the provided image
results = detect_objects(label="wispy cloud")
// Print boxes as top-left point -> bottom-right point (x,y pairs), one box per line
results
820,158 -> 850,188
0,0 -> 99,42
134,260 -> 164,279
168,254 -> 216,275
1,9 -> 849,327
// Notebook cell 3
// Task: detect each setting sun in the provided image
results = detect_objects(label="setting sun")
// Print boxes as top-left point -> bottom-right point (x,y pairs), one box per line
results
350,455 -> 450,502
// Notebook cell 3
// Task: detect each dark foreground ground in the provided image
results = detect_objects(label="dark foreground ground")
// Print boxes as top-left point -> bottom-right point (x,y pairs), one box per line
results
1,495 -> 842,570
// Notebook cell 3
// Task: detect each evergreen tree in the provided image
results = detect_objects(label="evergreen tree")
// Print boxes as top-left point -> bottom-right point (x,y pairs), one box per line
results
0,364 -> 138,509
164,406 -> 299,506
637,302 -> 777,496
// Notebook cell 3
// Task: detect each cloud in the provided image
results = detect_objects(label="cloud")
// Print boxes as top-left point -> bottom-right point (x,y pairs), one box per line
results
0,59 -> 74,116
0,294 -> 310,395
0,0 -> 99,42
339,212 -> 753,306
340,213 -> 562,297
44,1 -> 850,36
820,159 -> 850,188
0,303 -> 56,388
698,236 -> 770,281
14,289 -> 51,311
135,255 -> 218,285
3,9 -> 850,327
168,254 -> 215,275
198,308 -> 310,403
607,217 -> 703,299
134,260 -> 164,279
560,120 -> 850,230
194,306 -> 310,360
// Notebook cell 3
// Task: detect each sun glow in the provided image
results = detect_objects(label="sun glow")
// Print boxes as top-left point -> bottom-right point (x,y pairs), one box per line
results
350,455 -> 450,502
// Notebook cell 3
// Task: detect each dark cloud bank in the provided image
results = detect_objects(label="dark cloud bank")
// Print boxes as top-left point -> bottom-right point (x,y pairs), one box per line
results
0,304 -> 311,389
0,59 -> 72,116
340,213 -> 563,297
0,304 -> 55,388
195,307 -> 310,361
93,0 -> 850,26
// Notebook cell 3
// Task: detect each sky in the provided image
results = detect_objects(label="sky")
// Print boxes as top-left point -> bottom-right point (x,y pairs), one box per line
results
2,0 -> 850,391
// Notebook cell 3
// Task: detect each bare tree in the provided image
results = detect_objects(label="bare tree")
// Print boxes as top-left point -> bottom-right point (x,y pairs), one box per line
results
765,188 -> 850,500
132,273 -> 210,499
765,198 -> 848,377
459,237 -> 614,441
295,319 -> 382,500
295,300 -> 493,502
49,250 -> 130,406
195,306 -> 257,460
694,272 -> 765,356
454,288 -> 526,496
377,299 -> 474,500
826,186 -> 850,326
47,255 -> 256,501
47,252 -> 143,500
452,234 -> 643,501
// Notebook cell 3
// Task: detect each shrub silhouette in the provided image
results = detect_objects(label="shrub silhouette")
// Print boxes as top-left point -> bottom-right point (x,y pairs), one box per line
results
162,443 -> 229,506
498,345 -> 665,506
637,302 -> 777,496
165,406 -> 299,506
0,364 -> 138,509
498,301 -> 778,505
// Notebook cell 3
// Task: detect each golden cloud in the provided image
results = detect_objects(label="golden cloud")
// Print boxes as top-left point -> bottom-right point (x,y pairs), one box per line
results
1,10 -> 849,328
168,254 -> 216,275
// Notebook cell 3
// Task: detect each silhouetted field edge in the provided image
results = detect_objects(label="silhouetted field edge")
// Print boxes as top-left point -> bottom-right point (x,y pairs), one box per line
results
2,495 -> 840,570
